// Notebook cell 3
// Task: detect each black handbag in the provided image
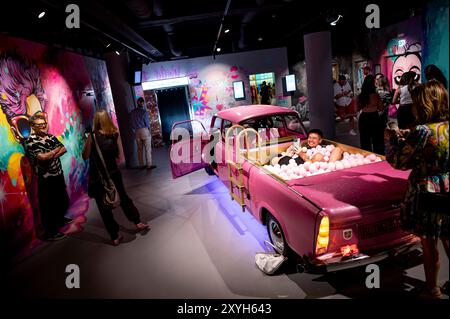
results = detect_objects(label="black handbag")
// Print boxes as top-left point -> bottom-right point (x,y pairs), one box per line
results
91,133 -> 120,209
416,191 -> 449,214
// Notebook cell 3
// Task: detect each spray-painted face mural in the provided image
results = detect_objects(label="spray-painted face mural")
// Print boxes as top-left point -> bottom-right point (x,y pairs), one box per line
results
0,52 -> 46,142
388,42 -> 422,89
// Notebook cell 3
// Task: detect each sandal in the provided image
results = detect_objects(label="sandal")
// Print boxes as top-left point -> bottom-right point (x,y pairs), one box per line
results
416,286 -> 443,299
136,222 -> 150,231
112,234 -> 124,246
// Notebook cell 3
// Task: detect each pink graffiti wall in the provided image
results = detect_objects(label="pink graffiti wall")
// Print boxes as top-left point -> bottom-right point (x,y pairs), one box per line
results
141,48 -> 290,128
369,16 -> 423,90
0,34 -> 118,258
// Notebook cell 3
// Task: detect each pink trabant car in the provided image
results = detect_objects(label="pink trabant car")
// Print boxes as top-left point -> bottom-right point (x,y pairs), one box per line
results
169,105 -> 420,272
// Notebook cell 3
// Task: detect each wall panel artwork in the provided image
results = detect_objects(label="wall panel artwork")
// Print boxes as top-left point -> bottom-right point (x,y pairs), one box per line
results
142,48 -> 290,129
0,34 -> 117,259
368,16 -> 423,90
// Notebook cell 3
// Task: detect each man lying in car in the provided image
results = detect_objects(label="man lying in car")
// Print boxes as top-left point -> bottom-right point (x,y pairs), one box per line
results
271,129 -> 343,166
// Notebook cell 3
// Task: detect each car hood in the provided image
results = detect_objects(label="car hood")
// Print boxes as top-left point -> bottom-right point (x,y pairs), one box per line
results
287,161 -> 410,223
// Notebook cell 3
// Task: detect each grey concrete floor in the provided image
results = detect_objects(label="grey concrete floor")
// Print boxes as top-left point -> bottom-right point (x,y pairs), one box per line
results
2,119 -> 448,299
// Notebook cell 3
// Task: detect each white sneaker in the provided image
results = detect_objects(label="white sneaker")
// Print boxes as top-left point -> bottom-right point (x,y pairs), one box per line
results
349,129 -> 357,136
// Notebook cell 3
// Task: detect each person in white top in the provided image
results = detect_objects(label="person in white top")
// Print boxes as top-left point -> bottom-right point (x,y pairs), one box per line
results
334,75 -> 357,135
392,71 -> 418,129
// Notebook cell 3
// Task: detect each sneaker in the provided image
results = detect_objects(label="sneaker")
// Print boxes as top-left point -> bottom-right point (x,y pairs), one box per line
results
44,232 -> 66,241
349,129 -> 357,136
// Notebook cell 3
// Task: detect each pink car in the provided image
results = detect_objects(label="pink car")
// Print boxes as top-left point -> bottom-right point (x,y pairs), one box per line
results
170,105 -> 420,272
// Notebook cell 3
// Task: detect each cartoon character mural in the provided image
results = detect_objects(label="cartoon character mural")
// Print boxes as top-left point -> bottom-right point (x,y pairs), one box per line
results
387,41 -> 422,89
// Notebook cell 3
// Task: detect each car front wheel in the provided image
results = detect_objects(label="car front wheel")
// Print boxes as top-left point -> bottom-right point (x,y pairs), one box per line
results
267,214 -> 288,256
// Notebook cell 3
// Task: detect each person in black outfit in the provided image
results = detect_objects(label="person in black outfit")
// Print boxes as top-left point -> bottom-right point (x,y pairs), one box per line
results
358,75 -> 385,154
24,111 -> 71,241
82,110 -> 149,246
260,81 -> 270,104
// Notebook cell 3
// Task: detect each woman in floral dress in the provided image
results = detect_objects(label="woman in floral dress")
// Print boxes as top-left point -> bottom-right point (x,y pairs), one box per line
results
385,80 -> 449,298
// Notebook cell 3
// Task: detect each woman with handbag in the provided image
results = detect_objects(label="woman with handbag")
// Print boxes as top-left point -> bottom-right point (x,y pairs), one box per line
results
82,110 -> 150,246
384,80 -> 449,298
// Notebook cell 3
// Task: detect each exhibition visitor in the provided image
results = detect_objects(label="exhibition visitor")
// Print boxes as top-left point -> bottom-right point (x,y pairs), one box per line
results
271,129 -> 343,166
334,74 -> 357,136
357,74 -> 385,155
130,97 -> 156,170
424,64 -> 448,89
82,110 -> 150,246
24,111 -> 71,241
384,80 -> 449,299
392,71 -> 419,129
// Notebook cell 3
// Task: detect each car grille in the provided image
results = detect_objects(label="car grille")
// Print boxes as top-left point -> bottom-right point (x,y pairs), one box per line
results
358,216 -> 402,240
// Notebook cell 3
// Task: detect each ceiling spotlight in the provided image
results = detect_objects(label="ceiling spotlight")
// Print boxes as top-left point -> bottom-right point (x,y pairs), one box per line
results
330,14 -> 343,26
115,50 -> 120,55
106,43 -> 111,48
216,47 -> 221,52
38,11 -> 46,19
258,37 -> 263,41
224,29 -> 230,33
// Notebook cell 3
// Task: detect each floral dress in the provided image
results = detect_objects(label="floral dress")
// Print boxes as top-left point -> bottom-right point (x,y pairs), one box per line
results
385,122 -> 449,238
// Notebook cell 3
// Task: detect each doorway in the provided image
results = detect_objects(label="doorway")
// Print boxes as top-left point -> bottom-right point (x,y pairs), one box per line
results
154,86 -> 191,144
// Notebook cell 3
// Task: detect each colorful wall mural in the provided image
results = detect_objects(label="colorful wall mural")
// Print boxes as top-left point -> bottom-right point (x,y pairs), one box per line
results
0,34 -> 117,259
368,16 -> 423,90
141,48 -> 290,129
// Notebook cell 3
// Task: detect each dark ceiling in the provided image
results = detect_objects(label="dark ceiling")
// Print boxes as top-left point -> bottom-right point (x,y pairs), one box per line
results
1,0 -> 428,65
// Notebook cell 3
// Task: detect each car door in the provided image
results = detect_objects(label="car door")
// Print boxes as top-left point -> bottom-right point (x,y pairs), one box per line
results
169,119 -> 209,178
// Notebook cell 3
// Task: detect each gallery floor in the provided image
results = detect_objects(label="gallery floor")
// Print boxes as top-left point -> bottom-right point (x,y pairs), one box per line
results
2,121 -> 449,299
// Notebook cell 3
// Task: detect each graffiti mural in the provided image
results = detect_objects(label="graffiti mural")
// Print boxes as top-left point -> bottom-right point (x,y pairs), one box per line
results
386,41 -> 422,89
0,35 -> 116,258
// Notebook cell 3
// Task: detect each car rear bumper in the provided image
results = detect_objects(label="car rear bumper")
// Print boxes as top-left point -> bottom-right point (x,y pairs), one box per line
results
311,236 -> 421,272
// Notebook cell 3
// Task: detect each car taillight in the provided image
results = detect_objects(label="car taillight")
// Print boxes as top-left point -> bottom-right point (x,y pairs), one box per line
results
316,216 -> 329,255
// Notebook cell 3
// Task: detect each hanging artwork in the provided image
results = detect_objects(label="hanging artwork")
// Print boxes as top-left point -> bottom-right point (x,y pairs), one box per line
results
144,90 -> 164,148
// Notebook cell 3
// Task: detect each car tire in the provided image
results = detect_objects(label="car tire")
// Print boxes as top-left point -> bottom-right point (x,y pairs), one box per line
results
267,214 -> 289,256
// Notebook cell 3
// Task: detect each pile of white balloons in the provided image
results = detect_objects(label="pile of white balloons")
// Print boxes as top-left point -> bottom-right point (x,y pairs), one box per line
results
264,146 -> 383,181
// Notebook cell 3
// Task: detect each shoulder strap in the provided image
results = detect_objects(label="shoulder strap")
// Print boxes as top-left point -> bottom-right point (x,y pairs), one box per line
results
92,133 -> 112,181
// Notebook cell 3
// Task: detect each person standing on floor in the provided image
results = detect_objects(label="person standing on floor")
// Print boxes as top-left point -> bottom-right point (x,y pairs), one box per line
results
334,74 -> 357,135
357,74 -> 385,154
384,80 -> 449,298
24,111 -> 72,241
392,71 -> 418,129
82,110 -> 150,246
130,97 -> 156,170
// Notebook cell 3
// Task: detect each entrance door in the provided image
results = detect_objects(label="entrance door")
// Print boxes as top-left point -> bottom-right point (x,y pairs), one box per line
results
155,86 -> 191,144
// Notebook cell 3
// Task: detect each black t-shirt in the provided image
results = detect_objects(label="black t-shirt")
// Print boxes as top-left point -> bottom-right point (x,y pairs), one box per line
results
90,132 -> 120,180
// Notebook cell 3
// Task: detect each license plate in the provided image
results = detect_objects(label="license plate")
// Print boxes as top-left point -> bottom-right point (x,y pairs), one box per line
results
358,217 -> 401,240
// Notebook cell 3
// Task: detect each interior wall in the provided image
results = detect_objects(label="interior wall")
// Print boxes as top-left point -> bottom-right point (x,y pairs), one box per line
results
0,34 -> 117,259
140,47 -> 290,128
422,0 -> 449,87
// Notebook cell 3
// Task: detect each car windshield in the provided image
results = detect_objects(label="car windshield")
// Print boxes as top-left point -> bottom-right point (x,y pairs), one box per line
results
239,114 -> 307,142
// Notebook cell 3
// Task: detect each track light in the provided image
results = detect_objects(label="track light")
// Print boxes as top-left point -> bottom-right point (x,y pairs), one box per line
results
216,47 -> 221,52
330,15 -> 343,26
224,29 -> 230,33
38,11 -> 46,19
106,43 -> 111,48
115,50 -> 120,55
